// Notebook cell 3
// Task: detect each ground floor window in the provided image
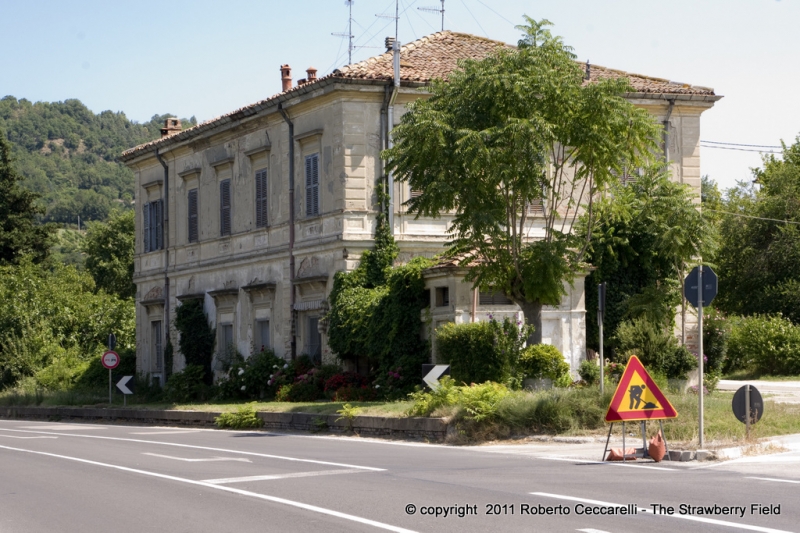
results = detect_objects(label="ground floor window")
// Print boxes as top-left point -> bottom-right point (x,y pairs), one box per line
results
151,320 -> 163,372
306,316 -> 321,364
256,319 -> 270,352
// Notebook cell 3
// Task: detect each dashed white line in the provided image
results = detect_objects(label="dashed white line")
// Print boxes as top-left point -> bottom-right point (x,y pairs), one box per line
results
0,435 -> 58,439
577,529 -> 612,533
143,452 -> 251,463
202,469 -> 370,484
0,444 -> 416,533
531,492 -> 791,533
745,476 -> 800,484
130,430 -> 206,435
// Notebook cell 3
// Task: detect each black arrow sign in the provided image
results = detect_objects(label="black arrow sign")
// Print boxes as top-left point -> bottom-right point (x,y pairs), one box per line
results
116,375 -> 135,395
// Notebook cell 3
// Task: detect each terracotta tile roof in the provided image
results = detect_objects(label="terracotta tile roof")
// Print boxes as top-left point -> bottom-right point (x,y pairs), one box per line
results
121,30 -> 716,161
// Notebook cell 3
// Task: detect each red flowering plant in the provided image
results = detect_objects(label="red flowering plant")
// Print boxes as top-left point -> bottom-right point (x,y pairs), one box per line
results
324,372 -> 369,400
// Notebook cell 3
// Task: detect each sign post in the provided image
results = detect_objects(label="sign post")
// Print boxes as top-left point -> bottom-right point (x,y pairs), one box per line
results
598,282 -> 606,395
102,350 -> 120,404
684,265 -> 718,449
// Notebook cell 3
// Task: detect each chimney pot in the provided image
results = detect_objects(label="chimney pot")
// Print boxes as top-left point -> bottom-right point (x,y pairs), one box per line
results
280,64 -> 292,92
306,66 -> 317,81
385,37 -> 395,52
160,118 -> 182,138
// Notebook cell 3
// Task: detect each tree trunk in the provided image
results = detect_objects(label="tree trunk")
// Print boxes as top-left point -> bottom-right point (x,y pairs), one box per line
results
518,300 -> 543,345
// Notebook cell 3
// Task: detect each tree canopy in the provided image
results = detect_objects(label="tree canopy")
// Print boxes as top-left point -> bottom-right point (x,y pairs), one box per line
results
0,130 -> 55,264
714,137 -> 800,324
384,17 -> 659,342
82,210 -> 135,299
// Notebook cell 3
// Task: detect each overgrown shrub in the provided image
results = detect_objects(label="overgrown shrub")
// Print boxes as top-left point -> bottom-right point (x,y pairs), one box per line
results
578,359 -> 600,385
703,308 -> 731,374
519,344 -> 570,382
324,372 -> 368,396
164,365 -> 210,402
614,317 -> 695,379
407,377 -> 510,422
275,382 -> 321,402
174,299 -> 215,385
727,314 -> 800,375
216,348 -> 286,400
436,317 -> 530,385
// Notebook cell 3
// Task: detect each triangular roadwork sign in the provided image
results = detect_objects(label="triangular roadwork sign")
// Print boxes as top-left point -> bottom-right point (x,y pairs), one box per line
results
605,355 -> 678,422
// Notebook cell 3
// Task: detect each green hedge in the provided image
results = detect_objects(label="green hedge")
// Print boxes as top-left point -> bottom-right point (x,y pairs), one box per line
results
519,344 -> 569,382
727,314 -> 800,375
436,322 -> 504,384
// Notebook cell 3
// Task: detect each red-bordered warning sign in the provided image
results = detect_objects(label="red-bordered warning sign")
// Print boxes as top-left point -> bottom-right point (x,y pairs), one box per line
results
605,355 -> 678,422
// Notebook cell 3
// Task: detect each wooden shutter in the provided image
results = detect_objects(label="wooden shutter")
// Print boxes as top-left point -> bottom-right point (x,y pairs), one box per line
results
143,202 -> 151,253
154,199 -> 163,250
305,154 -> 319,216
479,291 -> 513,305
220,180 -> 231,236
255,169 -> 268,228
188,189 -> 198,243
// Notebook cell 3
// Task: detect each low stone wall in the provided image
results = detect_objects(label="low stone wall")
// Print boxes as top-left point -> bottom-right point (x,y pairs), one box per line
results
0,406 -> 448,441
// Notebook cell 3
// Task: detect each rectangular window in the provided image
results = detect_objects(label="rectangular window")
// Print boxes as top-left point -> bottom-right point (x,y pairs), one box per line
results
435,287 -> 450,307
188,189 -> 198,243
255,168 -> 268,228
256,319 -> 270,352
479,291 -> 513,305
305,154 -> 319,217
143,199 -> 164,252
220,323 -> 233,352
151,320 -> 163,371
306,316 -> 321,364
220,179 -> 231,236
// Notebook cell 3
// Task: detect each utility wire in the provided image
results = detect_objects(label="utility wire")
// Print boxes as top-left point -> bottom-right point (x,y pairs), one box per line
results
460,0 -> 488,38
700,140 -> 781,149
475,0 -> 515,25
703,208 -> 800,225
700,144 -> 781,154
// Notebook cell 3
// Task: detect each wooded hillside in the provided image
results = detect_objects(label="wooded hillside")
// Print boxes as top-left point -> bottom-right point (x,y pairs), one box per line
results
0,96 -> 195,224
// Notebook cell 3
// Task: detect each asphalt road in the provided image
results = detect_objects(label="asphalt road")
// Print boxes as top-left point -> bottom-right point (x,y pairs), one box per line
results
0,419 -> 797,533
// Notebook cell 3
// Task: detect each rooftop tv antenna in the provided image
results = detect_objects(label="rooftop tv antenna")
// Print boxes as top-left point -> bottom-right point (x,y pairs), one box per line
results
418,0 -> 445,31
332,0 -> 355,65
376,0 -> 399,40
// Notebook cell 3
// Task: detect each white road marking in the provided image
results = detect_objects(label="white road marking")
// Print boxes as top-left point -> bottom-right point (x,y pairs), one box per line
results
143,452 -> 251,463
16,425 -> 105,430
130,430 -> 205,435
0,444 -> 416,533
531,492 -> 791,533
745,476 -> 800,484
0,428 -> 383,471
533,456 -> 678,471
203,469 -> 368,484
0,435 -> 58,439
577,529 -> 612,533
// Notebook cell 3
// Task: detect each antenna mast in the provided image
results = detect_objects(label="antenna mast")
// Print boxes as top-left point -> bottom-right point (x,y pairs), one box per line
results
376,0 -> 400,40
332,0 -> 355,65
418,0 -> 445,31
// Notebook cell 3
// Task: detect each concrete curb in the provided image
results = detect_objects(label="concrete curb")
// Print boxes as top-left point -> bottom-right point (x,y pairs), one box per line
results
0,406 -> 449,441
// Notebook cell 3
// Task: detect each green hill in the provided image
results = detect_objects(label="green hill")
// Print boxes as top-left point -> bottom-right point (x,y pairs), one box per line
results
0,96 -> 195,224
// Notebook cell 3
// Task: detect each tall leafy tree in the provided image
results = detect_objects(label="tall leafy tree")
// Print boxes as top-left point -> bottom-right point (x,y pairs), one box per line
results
384,17 -> 659,343
0,130 -> 54,264
715,137 -> 800,323
82,210 -> 135,299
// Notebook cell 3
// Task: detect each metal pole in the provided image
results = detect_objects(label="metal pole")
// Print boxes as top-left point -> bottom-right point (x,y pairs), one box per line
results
745,384 -> 751,440
660,420 -> 670,460
698,265 -> 705,449
602,423 -> 613,461
641,421 -> 648,459
622,421 -> 626,463
108,368 -> 112,405
598,283 -> 605,394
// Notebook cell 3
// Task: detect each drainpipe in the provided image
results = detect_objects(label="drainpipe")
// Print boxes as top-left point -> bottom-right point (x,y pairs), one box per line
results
471,287 -> 478,323
663,99 -> 675,163
154,148 -> 170,379
380,85 -> 392,214
386,40 -> 401,235
278,103 -> 297,360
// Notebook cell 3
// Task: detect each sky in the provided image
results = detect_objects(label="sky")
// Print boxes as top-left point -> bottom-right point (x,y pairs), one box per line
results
2,0 -> 799,192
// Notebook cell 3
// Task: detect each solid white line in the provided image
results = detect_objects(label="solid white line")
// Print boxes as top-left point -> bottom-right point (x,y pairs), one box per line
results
533,456 -> 678,471
143,453 -> 251,463
0,435 -> 58,439
746,476 -> 800,484
576,529 -> 612,533
531,492 -> 791,533
0,428 -> 383,471
203,469 -> 369,484
130,430 -> 205,435
16,425 -> 105,430
0,444 -> 416,533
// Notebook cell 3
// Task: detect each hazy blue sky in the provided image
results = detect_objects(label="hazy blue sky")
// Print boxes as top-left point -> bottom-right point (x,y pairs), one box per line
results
2,0 -> 798,191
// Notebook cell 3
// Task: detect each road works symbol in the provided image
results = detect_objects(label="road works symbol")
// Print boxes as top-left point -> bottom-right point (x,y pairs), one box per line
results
421,364 -> 450,390
116,375 -> 135,395
101,350 -> 120,370
605,355 -> 678,422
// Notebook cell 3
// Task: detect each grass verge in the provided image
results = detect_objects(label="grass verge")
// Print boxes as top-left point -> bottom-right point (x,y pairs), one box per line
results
722,370 -> 800,382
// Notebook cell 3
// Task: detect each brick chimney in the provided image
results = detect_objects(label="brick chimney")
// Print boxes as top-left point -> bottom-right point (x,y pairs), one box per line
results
306,66 -> 317,82
160,118 -> 182,138
280,64 -> 292,92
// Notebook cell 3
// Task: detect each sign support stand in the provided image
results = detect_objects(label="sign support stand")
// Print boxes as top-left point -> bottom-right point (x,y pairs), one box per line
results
598,283 -> 606,395
698,264 -> 705,449
745,384 -> 751,440
660,420 -> 671,460
622,422 -> 626,463
108,368 -> 112,405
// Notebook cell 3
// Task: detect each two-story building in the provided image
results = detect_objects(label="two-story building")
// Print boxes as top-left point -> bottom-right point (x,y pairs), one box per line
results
121,31 -> 720,384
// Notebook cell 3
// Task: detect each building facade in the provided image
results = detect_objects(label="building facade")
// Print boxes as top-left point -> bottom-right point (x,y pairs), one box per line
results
121,31 -> 720,383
